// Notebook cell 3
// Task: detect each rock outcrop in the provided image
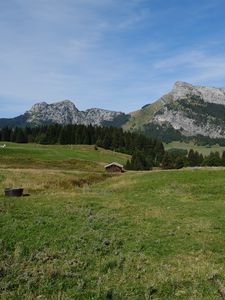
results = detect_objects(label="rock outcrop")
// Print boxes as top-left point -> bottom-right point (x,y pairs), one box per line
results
26,100 -> 125,126
124,81 -> 225,140
172,81 -> 225,104
0,100 -> 127,127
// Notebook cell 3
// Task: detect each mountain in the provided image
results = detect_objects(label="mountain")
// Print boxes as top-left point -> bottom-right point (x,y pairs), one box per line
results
0,100 -> 129,128
124,81 -> 225,142
2,81 -> 225,143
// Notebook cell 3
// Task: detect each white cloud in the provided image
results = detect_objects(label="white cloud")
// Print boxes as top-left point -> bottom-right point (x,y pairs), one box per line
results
153,48 -> 225,85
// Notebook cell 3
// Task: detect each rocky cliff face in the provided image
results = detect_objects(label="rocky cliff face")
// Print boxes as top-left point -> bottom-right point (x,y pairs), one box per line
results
0,100 -> 127,128
26,100 -> 126,126
172,81 -> 225,104
125,81 -> 225,140
27,100 -> 80,125
153,81 -> 225,138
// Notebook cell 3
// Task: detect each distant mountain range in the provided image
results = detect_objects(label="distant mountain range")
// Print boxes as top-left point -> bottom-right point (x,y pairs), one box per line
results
0,100 -> 129,128
2,81 -> 225,142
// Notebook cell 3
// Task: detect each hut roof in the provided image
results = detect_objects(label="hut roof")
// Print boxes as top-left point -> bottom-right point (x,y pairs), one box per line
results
104,162 -> 124,169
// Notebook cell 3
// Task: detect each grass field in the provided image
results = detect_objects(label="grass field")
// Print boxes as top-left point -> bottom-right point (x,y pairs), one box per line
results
165,141 -> 225,156
1,143 -> 225,299
0,143 -> 130,171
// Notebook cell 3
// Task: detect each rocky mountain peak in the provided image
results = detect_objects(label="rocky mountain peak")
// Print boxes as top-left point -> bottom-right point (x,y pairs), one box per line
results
171,81 -> 225,105
54,100 -> 78,110
172,81 -> 201,101
29,100 -> 78,114
27,100 -> 79,125
153,81 -> 225,138
173,81 -> 194,89
29,101 -> 48,113
24,100 -> 127,126
124,81 -> 225,141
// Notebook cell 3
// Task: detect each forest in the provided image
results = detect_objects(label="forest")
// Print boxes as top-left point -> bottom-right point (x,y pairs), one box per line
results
1,124 -> 225,170
0,124 -> 165,169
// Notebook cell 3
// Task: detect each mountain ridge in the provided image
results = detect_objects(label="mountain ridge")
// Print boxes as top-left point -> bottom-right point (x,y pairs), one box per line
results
0,100 -> 129,128
124,81 -> 225,141
2,81 -> 225,142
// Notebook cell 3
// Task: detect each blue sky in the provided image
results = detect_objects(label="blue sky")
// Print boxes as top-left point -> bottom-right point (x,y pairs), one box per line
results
1,0 -> 225,117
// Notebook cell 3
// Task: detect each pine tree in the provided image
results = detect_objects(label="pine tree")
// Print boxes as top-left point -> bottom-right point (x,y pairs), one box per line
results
154,140 -> 165,164
129,151 -> 151,170
125,159 -> 131,170
1,127 -> 11,141
59,126 -> 69,144
15,127 -> 27,143
162,152 -> 174,169
221,151 -> 225,166
188,149 -> 198,166
175,156 -> 185,169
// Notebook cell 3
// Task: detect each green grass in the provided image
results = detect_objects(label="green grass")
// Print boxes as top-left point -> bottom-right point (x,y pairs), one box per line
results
165,141 -> 225,156
0,143 -> 130,170
1,148 -> 225,299
123,94 -> 173,132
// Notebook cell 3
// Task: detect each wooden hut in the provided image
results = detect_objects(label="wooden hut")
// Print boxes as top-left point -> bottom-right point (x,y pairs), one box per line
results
104,162 -> 124,173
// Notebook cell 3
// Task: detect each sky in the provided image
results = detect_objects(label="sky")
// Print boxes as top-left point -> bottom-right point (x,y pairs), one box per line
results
1,0 -> 225,117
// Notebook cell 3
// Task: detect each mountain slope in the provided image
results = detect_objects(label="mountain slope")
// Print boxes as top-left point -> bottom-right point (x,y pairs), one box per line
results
124,81 -> 225,141
2,82 -> 225,142
123,92 -> 173,131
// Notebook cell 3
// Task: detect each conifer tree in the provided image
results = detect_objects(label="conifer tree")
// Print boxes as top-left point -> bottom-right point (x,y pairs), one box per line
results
162,152 -> 174,169
15,127 -> 27,143
1,127 -> 11,141
221,151 -> 225,166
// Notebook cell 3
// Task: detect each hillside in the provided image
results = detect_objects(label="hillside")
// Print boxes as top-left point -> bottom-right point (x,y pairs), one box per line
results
124,81 -> 225,142
0,143 -> 130,171
2,165 -> 225,298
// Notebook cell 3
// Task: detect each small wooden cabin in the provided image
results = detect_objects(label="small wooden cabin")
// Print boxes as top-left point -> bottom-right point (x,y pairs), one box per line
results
104,162 -> 124,173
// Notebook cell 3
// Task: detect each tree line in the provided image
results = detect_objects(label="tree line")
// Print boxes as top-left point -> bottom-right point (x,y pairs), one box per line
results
1,125 -> 225,170
0,124 -> 165,167
159,148 -> 225,169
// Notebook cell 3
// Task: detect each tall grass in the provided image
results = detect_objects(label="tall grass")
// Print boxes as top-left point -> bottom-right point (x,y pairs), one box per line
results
1,167 -> 225,299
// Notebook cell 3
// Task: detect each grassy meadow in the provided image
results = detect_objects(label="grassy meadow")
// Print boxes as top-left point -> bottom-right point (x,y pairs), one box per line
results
165,141 -> 225,156
1,143 -> 225,299
0,143 -> 130,171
